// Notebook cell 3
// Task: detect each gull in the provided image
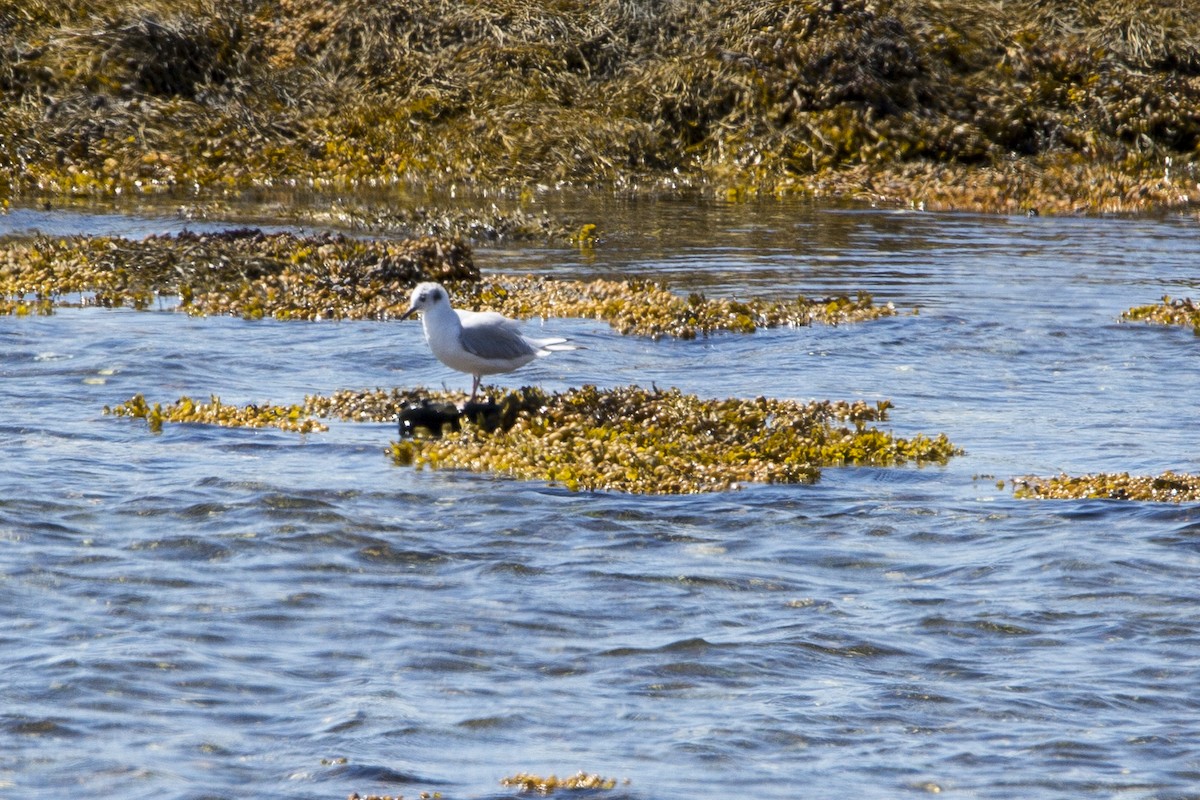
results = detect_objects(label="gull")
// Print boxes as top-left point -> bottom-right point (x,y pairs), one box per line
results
400,282 -> 575,401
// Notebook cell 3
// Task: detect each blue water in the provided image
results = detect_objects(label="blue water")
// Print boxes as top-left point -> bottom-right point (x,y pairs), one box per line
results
3,201 -> 1200,799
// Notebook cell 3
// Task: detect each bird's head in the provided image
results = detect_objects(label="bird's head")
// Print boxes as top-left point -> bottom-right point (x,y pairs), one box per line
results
401,282 -> 449,320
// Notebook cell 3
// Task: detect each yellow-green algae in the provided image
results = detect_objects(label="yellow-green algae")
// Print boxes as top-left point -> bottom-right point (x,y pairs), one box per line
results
2,0 -> 1199,213
105,386 -> 961,494
105,393 -> 327,434
345,767 -> 614,800
386,385 -> 959,494
1121,296 -> 1200,334
1014,471 -> 1200,503
0,229 -> 476,317
347,771 -> 617,799
500,771 -> 623,793
1,230 -> 896,335
468,277 -> 894,339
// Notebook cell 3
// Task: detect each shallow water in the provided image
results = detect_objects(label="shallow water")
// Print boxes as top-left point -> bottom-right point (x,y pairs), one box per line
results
3,200 -> 1200,799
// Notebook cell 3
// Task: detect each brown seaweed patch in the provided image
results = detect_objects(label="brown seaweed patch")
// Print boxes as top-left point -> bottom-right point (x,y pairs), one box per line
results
1121,295 -> 1200,333
303,387 -> 447,422
303,201 -> 575,242
5,0 -> 1200,212
0,229 -> 476,317
186,235 -> 475,320
500,771 -> 622,794
302,386 -> 444,422
105,393 -> 327,433
1013,471 -> 1200,503
103,385 -> 960,494
1,230 -> 898,335
387,385 -> 960,494
465,276 -> 896,339
195,272 -> 897,332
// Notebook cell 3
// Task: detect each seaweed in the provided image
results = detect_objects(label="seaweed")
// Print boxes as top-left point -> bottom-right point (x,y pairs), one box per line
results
0,230 -> 896,334
466,276 -> 895,339
1014,471 -> 1200,503
104,392 -> 327,433
105,385 -> 961,495
2,0 -> 1199,212
1121,295 -> 1200,334
384,385 -> 959,494
500,771 -> 622,793
0,229 -> 476,317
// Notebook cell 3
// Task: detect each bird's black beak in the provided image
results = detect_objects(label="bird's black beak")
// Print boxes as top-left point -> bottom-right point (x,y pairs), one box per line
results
400,307 -> 417,320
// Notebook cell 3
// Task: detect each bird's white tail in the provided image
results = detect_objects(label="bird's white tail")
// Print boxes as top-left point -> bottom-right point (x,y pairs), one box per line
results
530,336 -> 579,355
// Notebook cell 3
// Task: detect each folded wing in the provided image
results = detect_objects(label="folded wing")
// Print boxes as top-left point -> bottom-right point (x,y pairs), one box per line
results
457,310 -> 538,361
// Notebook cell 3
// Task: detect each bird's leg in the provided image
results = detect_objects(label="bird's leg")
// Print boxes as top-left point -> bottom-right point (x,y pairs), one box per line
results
469,375 -> 480,403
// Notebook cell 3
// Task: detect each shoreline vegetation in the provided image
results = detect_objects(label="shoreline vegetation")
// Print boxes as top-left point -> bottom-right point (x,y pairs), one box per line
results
1,0 -> 1198,216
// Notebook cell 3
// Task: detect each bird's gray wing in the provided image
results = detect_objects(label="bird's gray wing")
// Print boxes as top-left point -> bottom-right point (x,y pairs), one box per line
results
457,311 -> 536,360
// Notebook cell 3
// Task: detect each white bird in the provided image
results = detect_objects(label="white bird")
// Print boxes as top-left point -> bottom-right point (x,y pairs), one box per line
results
400,282 -> 575,402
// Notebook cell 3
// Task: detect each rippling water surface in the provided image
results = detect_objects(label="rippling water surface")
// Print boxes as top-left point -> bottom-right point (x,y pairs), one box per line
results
3,201 -> 1200,799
